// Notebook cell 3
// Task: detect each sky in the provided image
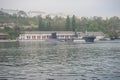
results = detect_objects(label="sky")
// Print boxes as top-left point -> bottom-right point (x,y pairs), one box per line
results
0,0 -> 120,17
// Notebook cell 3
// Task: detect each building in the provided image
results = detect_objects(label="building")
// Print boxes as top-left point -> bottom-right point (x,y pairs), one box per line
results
18,31 -> 105,41
18,31 -> 74,41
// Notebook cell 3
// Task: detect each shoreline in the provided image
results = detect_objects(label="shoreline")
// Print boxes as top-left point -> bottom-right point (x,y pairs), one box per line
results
0,40 -> 18,42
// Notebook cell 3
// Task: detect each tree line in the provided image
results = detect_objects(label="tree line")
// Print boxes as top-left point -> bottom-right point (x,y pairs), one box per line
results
38,15 -> 120,38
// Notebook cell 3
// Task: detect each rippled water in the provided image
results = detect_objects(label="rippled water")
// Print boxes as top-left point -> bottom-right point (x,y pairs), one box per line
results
0,40 -> 120,80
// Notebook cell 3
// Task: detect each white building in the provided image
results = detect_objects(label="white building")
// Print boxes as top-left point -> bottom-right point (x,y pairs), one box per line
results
18,31 -> 74,41
18,31 -> 105,41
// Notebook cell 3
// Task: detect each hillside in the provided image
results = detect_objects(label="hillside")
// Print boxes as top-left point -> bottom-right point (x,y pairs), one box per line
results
0,11 -> 120,39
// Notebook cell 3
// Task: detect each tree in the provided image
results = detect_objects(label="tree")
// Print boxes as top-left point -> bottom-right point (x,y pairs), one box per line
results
38,16 -> 44,31
72,15 -> 76,31
65,16 -> 71,31
17,10 -> 27,17
45,15 -> 52,31
4,26 -> 21,39
72,15 -> 78,37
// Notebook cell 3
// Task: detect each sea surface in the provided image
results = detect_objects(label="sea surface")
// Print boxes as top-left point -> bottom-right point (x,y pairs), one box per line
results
0,40 -> 120,80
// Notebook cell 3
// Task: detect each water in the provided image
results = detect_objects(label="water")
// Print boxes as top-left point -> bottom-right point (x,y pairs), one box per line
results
0,41 -> 120,80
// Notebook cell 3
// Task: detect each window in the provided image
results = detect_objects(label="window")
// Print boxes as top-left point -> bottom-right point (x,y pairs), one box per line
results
37,36 -> 41,39
32,36 -> 36,39
27,36 -> 30,39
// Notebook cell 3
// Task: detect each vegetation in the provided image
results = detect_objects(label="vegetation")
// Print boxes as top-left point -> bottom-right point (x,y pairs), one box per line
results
0,11 -> 120,39
3,26 -> 21,39
65,16 -> 71,31
71,15 -> 76,32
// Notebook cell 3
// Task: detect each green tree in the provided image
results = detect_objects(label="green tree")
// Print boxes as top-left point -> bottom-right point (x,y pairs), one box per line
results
38,16 -> 44,31
17,10 -> 27,17
65,16 -> 71,31
4,26 -> 21,39
72,15 -> 76,31
45,15 -> 52,31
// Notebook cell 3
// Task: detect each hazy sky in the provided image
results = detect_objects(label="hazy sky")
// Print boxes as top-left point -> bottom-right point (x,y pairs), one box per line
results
0,0 -> 120,17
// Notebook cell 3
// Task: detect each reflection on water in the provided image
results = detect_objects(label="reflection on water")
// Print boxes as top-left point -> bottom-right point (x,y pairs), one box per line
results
0,41 -> 120,80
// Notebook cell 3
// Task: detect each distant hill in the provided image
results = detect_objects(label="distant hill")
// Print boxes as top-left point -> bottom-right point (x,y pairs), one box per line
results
0,9 -> 120,39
